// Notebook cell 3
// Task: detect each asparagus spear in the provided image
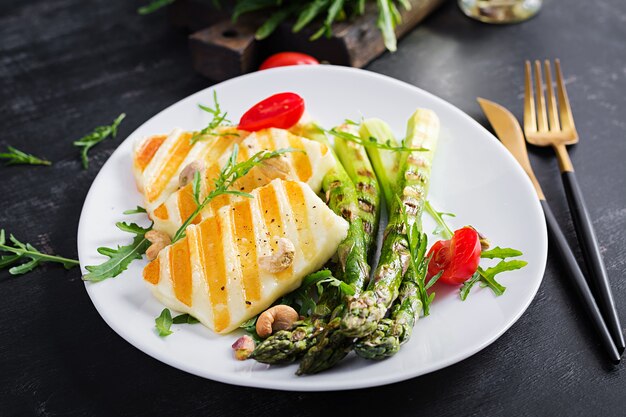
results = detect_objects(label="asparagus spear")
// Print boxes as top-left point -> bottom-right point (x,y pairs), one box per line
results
297,123 -> 384,375
251,321 -> 319,364
250,125 -> 370,365
293,123 -> 370,293
333,123 -> 381,256
359,118 -> 400,209
354,232 -> 428,360
341,109 -> 440,338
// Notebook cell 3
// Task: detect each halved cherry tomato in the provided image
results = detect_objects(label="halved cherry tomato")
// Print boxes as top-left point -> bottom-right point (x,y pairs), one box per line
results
238,92 -> 305,132
427,227 -> 481,285
259,52 -> 319,70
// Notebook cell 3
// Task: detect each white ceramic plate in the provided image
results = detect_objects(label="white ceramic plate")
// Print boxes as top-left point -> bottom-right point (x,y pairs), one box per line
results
77,66 -> 547,391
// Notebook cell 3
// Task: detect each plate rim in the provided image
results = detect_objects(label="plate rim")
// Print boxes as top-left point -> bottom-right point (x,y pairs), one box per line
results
77,65 -> 548,391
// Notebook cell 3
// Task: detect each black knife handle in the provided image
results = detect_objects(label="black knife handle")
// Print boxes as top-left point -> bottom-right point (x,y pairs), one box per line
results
561,170 -> 625,352
541,199 -> 620,363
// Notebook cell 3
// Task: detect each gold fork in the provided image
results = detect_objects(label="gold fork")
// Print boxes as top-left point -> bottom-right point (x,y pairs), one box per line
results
524,59 -> 625,353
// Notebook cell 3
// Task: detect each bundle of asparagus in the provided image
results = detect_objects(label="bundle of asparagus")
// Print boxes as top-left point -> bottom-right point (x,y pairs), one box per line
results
244,109 -> 440,373
252,124 -> 373,365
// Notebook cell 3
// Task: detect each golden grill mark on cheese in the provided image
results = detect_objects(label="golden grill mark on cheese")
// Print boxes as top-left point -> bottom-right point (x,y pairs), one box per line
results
153,205 -> 169,220
231,200 -> 261,304
169,238 -> 193,307
144,257 -> 160,285
283,180 -> 314,261
200,135 -> 236,168
135,135 -> 167,172
146,132 -> 194,202
258,183 -> 292,280
178,186 -> 201,226
198,215 -> 230,332
287,134 -> 313,181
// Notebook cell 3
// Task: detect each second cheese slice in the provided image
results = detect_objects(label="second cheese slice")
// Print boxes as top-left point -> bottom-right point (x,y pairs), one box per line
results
143,179 -> 349,334
142,128 -> 336,237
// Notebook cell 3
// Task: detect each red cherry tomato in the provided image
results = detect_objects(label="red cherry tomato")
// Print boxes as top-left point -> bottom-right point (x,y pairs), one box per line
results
427,227 -> 481,285
238,92 -> 305,132
259,52 -> 319,70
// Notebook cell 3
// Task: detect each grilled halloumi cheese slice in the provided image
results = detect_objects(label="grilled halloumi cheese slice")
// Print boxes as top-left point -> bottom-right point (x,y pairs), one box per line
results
142,128 -> 336,237
143,179 -> 349,334
132,126 -> 247,211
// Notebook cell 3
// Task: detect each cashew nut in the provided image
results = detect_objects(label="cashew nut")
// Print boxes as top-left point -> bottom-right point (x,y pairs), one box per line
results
259,238 -> 295,273
178,160 -> 205,188
231,334 -> 255,360
145,230 -> 171,261
255,305 -> 299,338
257,156 -> 291,181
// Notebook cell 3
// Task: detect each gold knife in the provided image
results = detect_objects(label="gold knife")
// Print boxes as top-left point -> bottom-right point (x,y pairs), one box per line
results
477,97 -> 621,363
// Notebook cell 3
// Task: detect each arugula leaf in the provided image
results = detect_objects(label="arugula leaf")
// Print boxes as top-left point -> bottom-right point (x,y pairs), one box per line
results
460,272 -> 481,301
82,222 -> 152,282
137,0 -> 175,14
481,247 -> 523,259
0,146 -> 51,166
239,316 -> 258,333
155,308 -> 173,336
279,269 -> 353,316
0,229 -> 79,275
461,260 -> 528,300
238,315 -> 263,342
123,206 -> 147,215
482,260 -> 528,282
172,144 -> 301,242
73,114 -> 125,169
172,313 -> 200,324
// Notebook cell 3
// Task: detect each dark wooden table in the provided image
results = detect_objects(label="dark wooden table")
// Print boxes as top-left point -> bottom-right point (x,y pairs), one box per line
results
2,0 -> 625,415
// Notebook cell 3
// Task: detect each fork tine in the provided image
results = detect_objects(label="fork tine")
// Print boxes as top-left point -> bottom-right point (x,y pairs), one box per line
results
534,60 -> 549,132
543,60 -> 560,131
524,61 -> 536,133
555,59 -> 576,132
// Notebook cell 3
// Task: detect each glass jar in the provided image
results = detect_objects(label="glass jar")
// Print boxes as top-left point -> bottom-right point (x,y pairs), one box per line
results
458,0 -> 542,24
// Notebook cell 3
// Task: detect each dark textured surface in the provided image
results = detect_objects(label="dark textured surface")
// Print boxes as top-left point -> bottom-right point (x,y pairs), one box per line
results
1,0 -> 625,415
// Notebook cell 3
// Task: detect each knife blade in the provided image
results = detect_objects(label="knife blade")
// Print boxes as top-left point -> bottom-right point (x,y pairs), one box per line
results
477,97 -> 621,364
477,97 -> 545,200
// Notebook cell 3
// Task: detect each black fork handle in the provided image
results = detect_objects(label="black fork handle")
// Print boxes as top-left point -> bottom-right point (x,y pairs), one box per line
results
561,171 -> 625,352
541,199 -> 621,363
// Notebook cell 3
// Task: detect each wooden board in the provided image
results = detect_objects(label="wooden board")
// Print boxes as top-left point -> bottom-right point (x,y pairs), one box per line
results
170,0 -> 446,81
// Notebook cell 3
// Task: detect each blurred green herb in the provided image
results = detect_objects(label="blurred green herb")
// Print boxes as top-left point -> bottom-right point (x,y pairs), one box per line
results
0,230 -> 78,275
73,113 -> 125,169
191,92 -> 236,144
138,0 -> 176,14
138,0 -> 408,52
326,128 -> 426,153
0,146 -> 51,166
